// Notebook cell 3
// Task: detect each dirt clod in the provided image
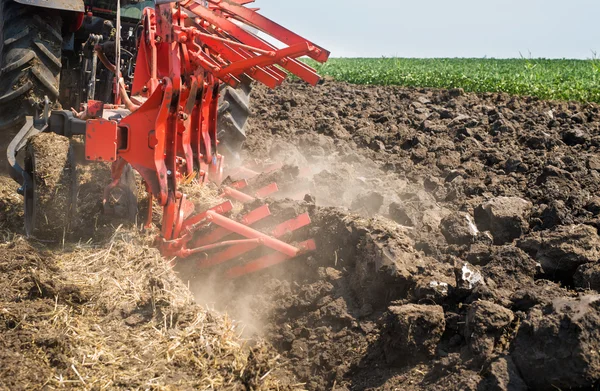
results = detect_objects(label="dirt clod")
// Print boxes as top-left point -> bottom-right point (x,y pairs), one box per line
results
481,356 -> 528,391
235,79 -> 600,390
440,211 -> 479,245
465,300 -> 514,359
475,197 -> 533,245
519,224 -> 600,276
383,304 -> 445,365
512,295 -> 600,389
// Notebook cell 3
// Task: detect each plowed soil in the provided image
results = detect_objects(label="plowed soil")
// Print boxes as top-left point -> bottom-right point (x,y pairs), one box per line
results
3,79 -> 600,390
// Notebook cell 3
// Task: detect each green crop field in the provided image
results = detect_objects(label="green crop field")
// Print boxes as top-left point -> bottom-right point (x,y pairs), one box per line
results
305,58 -> 600,103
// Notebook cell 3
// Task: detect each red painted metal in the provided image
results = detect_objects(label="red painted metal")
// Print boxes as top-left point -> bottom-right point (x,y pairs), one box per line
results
80,0 -> 326,273
221,186 -> 256,203
180,0 -> 324,86
225,239 -> 317,279
180,200 -> 234,233
86,100 -> 104,118
255,183 -> 279,198
85,119 -> 118,162
230,179 -> 249,190
71,12 -> 85,32
204,0 -> 329,63
198,212 -> 311,269
191,204 -> 271,248
271,212 -> 311,237
188,238 -> 262,255
206,210 -> 300,257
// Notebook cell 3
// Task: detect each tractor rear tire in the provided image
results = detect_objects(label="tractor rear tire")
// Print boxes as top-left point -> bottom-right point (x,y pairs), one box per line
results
0,0 -> 62,131
217,77 -> 252,162
24,132 -> 77,240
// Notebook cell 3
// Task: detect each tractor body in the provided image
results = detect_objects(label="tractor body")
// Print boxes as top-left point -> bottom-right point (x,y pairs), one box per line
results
2,0 -> 248,149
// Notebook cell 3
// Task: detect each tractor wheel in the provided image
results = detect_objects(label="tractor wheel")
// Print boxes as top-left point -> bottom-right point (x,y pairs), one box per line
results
0,0 -> 62,131
24,132 -> 77,240
217,76 -> 252,162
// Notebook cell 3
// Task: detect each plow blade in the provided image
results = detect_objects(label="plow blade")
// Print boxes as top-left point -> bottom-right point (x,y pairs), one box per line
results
196,212 -> 312,269
191,204 -> 271,248
166,177 -> 315,278
225,239 -> 316,279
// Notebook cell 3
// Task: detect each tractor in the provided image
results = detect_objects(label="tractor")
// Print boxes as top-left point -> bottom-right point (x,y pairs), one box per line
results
0,0 -> 250,157
3,0 -> 330,278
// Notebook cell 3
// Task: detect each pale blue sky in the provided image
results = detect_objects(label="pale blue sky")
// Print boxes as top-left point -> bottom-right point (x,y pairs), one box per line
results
255,0 -> 600,59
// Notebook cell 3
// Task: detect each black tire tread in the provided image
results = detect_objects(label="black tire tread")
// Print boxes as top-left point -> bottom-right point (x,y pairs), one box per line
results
0,0 -> 62,131
217,77 -> 252,160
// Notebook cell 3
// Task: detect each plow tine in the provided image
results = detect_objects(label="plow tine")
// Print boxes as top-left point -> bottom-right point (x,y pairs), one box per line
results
225,239 -> 317,279
255,183 -> 279,198
197,212 -> 312,269
222,186 -> 256,203
181,0 -> 322,85
191,204 -> 271,247
271,212 -> 311,236
180,201 -> 234,232
206,211 -> 301,256
189,239 -> 263,254
240,204 -> 272,225
231,180 -> 249,190
198,242 -> 257,269
222,182 -> 279,203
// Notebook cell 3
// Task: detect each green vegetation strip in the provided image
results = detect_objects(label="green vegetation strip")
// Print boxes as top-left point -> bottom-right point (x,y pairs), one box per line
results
306,58 -> 600,103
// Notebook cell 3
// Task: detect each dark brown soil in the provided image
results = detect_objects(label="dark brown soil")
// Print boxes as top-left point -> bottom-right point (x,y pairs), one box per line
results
182,80 -> 600,391
3,78 -> 600,390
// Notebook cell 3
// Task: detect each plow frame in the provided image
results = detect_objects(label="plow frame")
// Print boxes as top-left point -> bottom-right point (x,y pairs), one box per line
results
6,0 -> 328,278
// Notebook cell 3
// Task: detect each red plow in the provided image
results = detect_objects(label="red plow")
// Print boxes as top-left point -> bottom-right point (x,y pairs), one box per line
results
6,0 -> 329,278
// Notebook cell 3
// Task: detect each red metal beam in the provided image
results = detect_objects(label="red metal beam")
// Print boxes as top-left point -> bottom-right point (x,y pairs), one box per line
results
216,42 -> 315,80
188,29 -> 284,88
221,186 -> 256,203
180,200 -> 234,232
206,0 -> 330,63
198,212 -> 311,268
191,204 -> 271,247
225,239 -> 317,279
181,0 -> 322,85
205,210 -> 301,257
255,183 -> 278,198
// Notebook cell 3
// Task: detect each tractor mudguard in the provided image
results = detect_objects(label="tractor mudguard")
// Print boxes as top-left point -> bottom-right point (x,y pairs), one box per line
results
14,0 -> 84,12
